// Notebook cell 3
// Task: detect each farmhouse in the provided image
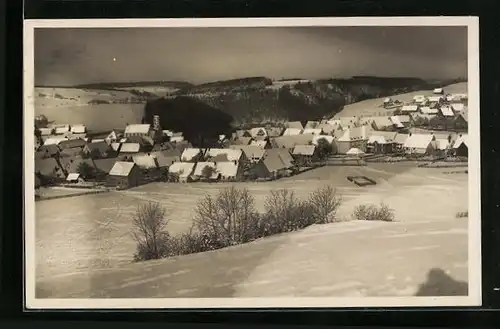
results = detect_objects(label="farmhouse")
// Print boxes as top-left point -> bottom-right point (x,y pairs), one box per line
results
403,133 -> 436,155
282,128 -> 303,136
365,116 -> 393,131
265,127 -> 284,137
192,162 -> 219,181
118,143 -> 141,156
132,154 -> 158,170
390,115 -> 411,129
54,125 -> 70,135
229,145 -> 266,163
66,173 -> 84,184
168,162 -> 196,182
312,135 -> 335,146
304,121 -> 321,129
401,105 -> 419,113
124,124 -> 151,137
452,134 -> 468,157
440,106 -> 455,117
272,134 -> 314,150
367,131 -> 398,154
253,152 -> 290,179
43,136 -> 68,146
205,148 -> 245,163
181,148 -> 204,162
292,145 -> 318,165
39,128 -> 53,136
105,131 -> 118,145
303,128 -> 323,135
412,95 -> 426,104
263,148 -> 295,169
420,106 -> 440,115
427,96 -> 443,103
432,138 -> 451,156
287,121 -> 304,130
318,123 -> 336,134
150,150 -> 180,168
107,162 -> 142,189
70,124 -> 86,134
394,133 -> 409,151
215,161 -> 242,181
335,126 -> 369,154
82,141 -> 113,159
249,127 -> 268,138
35,157 -> 66,181
58,156 -> 96,177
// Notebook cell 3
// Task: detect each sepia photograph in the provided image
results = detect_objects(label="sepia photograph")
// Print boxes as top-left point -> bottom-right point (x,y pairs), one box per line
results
24,17 -> 481,309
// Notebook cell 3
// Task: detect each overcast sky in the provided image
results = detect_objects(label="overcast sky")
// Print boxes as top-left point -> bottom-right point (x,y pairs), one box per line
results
34,26 -> 467,86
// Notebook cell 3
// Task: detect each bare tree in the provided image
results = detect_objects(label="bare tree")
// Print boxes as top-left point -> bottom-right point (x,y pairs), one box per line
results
193,186 -> 260,246
308,185 -> 342,223
131,202 -> 171,261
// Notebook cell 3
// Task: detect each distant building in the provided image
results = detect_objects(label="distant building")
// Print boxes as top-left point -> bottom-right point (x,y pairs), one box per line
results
168,162 -> 196,182
403,133 -> 436,155
335,126 -> 369,154
367,131 -> 398,154
433,88 -> 444,94
124,124 -> 151,137
292,145 -> 318,165
106,162 -> 142,189
452,134 -> 468,157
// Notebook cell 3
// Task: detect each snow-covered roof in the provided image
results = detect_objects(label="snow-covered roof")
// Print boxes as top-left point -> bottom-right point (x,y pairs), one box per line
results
119,143 -> 141,153
181,148 -> 203,162
383,97 -> 392,103
250,140 -> 268,149
440,106 -> 455,117
453,134 -> 469,148
168,162 -> 195,178
394,133 -> 409,145
70,124 -> 86,134
367,131 -> 397,144
287,121 -> 304,130
451,103 -> 465,112
272,134 -> 314,149
170,135 -> 185,143
420,106 -> 440,115
401,105 -> 419,113
249,127 -> 268,138
283,128 -> 303,136
229,145 -> 265,161
193,162 -> 218,179
434,138 -> 450,150
303,128 -> 323,135
312,135 -> 335,145
109,161 -> 136,176
55,125 -> 70,134
427,96 -> 443,102
206,148 -> 242,162
292,144 -> 316,156
403,134 -> 435,149
304,121 -> 321,129
39,128 -> 53,136
346,147 -> 365,155
433,88 -> 444,94
66,173 -> 80,181
43,136 -> 67,146
110,142 -> 121,152
132,154 -> 158,169
337,126 -> 369,142
215,161 -> 239,178
124,124 -> 150,135
318,123 -> 336,134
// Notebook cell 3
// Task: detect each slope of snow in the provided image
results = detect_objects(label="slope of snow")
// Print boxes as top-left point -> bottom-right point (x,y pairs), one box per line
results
35,164 -> 469,298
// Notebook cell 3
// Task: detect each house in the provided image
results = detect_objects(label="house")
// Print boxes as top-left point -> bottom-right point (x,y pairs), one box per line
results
82,141 -> 113,159
450,103 -> 465,113
253,152 -> 289,179
390,115 -> 411,129
124,124 -> 151,137
287,121 -> 304,130
106,162 -> 142,189
401,105 -> 419,113
192,162 -> 219,181
150,150 -> 180,168
93,158 -> 118,176
249,127 -> 268,138
367,131 -> 398,154
412,95 -> 426,104
303,128 -> 323,135
118,143 -> 142,156
318,123 -> 336,135
335,126 -> 369,154
346,148 -> 365,157
110,142 -> 122,153
181,148 -> 204,162
43,136 -> 68,146
266,127 -> 284,137
420,106 -> 440,115
383,97 -> 392,104
304,121 -> 321,129
58,138 -> 86,150
427,96 -> 443,103
168,162 -> 196,182
365,116 -> 393,131
403,133 -> 436,155
263,148 -> 295,169
36,144 -> 60,158
54,125 -> 70,135
58,156 -> 96,177
35,157 -> 66,181
104,131 -> 118,145
433,88 -> 444,94
394,133 -> 409,151
205,148 -> 245,163
272,134 -> 314,151
66,173 -> 85,184
229,145 -> 266,163
216,161 -> 242,181
440,106 -> 455,117
39,127 -> 53,136
312,135 -> 335,146
452,134 -> 469,157
132,154 -> 158,170
432,138 -> 451,156
292,145 -> 318,165
250,139 -> 270,149
282,128 -> 303,136
70,124 -> 86,134
125,135 -> 155,149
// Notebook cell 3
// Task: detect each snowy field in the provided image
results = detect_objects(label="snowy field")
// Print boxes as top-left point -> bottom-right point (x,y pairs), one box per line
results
336,82 -> 468,117
35,163 -> 469,298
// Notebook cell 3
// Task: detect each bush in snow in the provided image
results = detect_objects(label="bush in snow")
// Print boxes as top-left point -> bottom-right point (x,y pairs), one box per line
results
352,203 -> 395,222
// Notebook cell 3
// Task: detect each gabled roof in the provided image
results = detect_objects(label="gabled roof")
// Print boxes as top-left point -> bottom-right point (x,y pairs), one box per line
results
168,162 -> 195,178
35,157 -> 65,178
193,162 -> 219,179
54,125 -> 70,134
364,116 -> 393,129
229,145 -> 266,161
58,138 -> 86,150
84,141 -> 111,154
304,121 -> 321,129
119,143 -> 141,153
132,154 -> 158,169
124,124 -> 150,135
250,140 -> 269,149
66,173 -> 81,181
181,148 -> 203,162
401,105 -> 419,112
453,134 -> 469,148
39,128 -> 53,136
215,162 -> 239,177
37,144 -> 60,156
263,148 -> 294,168
249,127 -> 268,138
110,142 -> 122,152
450,103 -> 465,112
272,134 -> 314,149
367,131 -> 398,144
337,126 -> 369,142
318,123 -> 336,134
440,106 -> 455,117
206,148 -> 242,162
292,144 -> 316,156
109,161 -> 136,176
346,147 -> 365,155
265,127 -> 284,137
420,106 -> 440,115
43,136 -> 68,146
93,158 -> 118,174
394,133 -> 409,145
427,96 -> 443,102
303,128 -> 323,135
262,153 -> 287,173
287,121 -> 304,130
403,133 -> 435,149
312,135 -> 335,145
433,88 -> 444,93
283,128 -> 303,136
150,151 -> 180,167
433,138 -> 450,150
59,156 -> 95,174
70,124 -> 86,134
